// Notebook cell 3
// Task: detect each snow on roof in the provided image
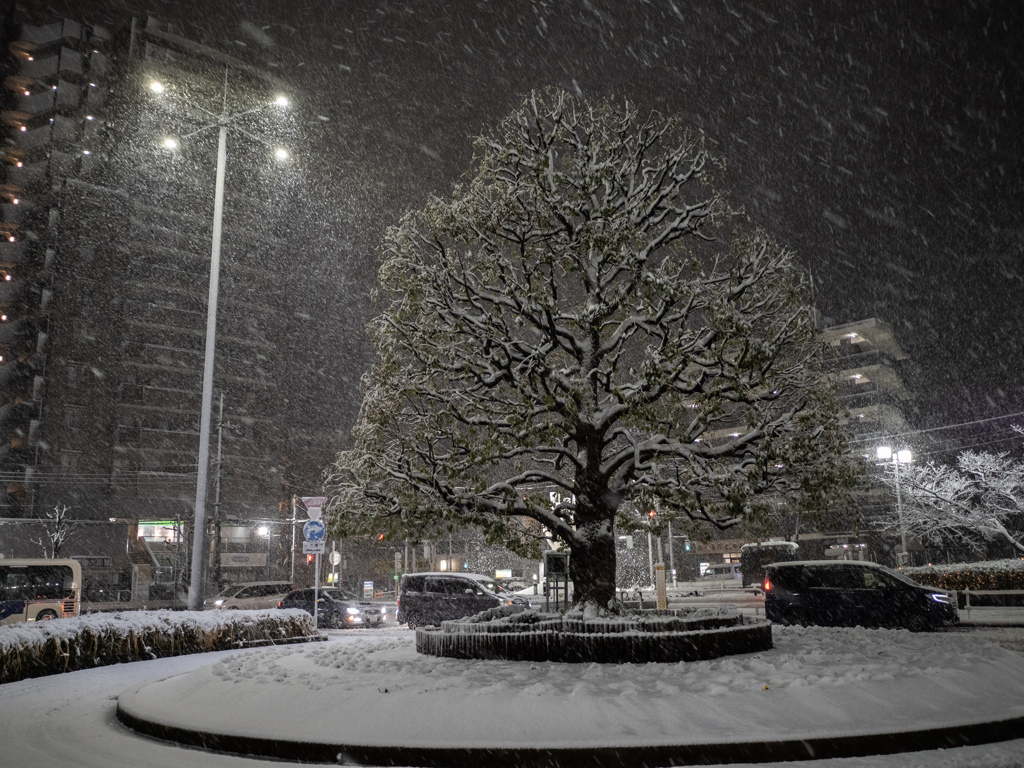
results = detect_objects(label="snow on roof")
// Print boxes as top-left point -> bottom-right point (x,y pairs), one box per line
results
402,572 -> 495,581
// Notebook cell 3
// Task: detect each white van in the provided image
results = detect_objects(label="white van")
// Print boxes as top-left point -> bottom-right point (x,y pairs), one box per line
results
204,581 -> 292,610
700,563 -> 742,582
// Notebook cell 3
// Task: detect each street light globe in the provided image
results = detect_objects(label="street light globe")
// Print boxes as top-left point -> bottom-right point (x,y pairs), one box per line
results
274,147 -> 289,160
876,446 -> 892,460
162,137 -> 178,150
257,525 -> 269,537
896,449 -> 913,464
274,95 -> 289,107
150,81 -> 165,94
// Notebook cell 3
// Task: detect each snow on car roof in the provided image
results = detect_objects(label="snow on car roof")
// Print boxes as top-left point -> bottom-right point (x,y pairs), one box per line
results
403,572 -> 495,581
766,560 -> 888,569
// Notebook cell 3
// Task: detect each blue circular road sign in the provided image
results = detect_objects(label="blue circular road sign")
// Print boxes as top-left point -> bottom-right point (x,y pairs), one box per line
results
303,519 -> 326,542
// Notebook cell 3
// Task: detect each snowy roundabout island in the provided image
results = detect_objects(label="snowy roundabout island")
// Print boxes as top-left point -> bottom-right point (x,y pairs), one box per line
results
116,623 -> 1024,767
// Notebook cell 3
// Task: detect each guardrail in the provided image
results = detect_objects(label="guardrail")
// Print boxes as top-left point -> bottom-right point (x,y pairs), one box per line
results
950,589 -> 1024,621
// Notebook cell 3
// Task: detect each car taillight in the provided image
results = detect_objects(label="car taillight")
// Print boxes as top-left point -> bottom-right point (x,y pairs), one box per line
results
763,576 -> 772,592
277,600 -> 282,608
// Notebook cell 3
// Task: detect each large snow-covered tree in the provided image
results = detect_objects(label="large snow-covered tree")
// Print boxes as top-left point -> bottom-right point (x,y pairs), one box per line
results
877,446 -> 1024,555
324,90 -> 856,612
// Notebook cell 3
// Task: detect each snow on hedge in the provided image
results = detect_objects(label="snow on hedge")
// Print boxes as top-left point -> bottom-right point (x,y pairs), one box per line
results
903,558 -> 1024,590
0,609 -> 316,684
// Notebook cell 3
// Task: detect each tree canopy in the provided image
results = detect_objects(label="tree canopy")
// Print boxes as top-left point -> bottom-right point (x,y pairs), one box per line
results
324,89 -> 857,612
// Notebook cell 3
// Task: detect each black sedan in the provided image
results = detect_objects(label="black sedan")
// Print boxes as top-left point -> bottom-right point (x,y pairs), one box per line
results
277,588 -> 388,629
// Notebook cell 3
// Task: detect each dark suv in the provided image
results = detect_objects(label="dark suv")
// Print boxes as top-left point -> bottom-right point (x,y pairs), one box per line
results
277,588 -> 387,629
763,560 -> 958,631
398,572 -> 530,628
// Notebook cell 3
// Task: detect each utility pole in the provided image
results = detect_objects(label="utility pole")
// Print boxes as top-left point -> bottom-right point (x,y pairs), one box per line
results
289,495 -> 297,586
210,393 -> 224,591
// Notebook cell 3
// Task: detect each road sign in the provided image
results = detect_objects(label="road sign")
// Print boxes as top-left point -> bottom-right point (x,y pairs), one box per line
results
303,540 -> 325,555
300,496 -> 327,521
303,519 -> 325,542
330,551 -> 341,566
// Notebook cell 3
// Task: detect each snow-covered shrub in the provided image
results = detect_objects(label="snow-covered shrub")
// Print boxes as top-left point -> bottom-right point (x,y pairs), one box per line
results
903,559 -> 1024,591
0,609 -> 316,684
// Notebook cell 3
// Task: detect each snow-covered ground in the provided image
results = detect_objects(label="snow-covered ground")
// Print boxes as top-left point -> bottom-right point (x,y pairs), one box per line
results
2,624 -> 1023,767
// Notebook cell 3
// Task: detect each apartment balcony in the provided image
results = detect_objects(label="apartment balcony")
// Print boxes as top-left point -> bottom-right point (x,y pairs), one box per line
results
0,279 -> 26,303
0,202 -> 32,226
0,320 -> 27,346
18,47 -> 85,82
12,20 -> 86,54
12,124 -> 51,151
0,241 -> 30,267
5,163 -> 48,193
6,89 -> 57,120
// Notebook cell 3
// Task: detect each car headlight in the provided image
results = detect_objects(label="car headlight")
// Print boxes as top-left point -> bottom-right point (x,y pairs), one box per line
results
929,592 -> 955,605
346,606 -> 361,614
380,606 -> 387,614
214,599 -> 225,606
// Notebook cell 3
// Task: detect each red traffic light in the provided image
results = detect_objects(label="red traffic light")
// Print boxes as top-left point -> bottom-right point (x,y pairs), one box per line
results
306,554 -> 315,564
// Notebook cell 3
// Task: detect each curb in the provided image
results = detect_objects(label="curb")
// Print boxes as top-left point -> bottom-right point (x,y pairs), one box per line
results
115,697 -> 1024,767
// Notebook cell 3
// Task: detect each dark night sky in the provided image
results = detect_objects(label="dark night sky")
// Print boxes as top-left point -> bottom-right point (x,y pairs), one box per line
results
29,0 -> 1024,441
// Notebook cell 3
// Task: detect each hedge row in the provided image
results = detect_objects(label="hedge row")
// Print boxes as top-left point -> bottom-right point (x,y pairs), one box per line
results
0,609 -> 318,685
417,606 -> 773,663
903,559 -> 1024,591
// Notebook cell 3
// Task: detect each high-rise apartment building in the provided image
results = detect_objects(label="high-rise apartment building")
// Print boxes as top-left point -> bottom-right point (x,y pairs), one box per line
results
1,13 -> 340,596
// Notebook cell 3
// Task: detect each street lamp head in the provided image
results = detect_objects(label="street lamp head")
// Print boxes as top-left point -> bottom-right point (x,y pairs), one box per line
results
896,449 -> 913,464
876,446 -> 892,460
275,147 -> 289,161
162,137 -> 178,150
257,525 -> 269,537
274,95 -> 289,108
150,81 -> 165,94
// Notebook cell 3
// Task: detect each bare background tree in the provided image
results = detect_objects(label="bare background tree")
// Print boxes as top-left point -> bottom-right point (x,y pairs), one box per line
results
877,430 -> 1024,556
33,505 -> 78,559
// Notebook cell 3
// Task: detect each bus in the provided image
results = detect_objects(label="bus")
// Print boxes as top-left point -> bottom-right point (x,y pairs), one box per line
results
0,558 -> 82,624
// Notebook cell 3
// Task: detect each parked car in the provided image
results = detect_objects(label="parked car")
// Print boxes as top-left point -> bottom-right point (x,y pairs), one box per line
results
700,563 -> 743,582
277,588 -> 388,629
763,560 -> 958,631
398,572 -> 531,628
204,581 -> 293,610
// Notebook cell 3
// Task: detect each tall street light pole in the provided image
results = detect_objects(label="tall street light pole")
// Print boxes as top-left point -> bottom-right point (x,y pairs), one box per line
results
876,446 -> 913,567
149,75 -> 290,611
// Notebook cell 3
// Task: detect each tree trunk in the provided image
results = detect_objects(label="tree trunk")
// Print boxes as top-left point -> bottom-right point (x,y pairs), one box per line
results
569,518 -> 618,612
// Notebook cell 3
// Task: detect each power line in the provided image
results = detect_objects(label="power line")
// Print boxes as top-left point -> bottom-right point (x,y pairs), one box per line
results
848,411 -> 1024,445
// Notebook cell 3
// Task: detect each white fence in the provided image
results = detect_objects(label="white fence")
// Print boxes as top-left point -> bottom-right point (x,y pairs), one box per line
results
951,589 -> 1024,622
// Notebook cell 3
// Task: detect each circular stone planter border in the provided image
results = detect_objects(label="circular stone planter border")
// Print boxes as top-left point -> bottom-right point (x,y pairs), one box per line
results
415,607 -> 772,663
